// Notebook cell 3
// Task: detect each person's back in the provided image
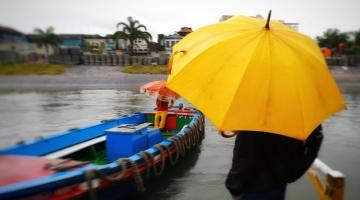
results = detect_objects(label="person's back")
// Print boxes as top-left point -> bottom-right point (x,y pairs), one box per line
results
226,126 -> 323,200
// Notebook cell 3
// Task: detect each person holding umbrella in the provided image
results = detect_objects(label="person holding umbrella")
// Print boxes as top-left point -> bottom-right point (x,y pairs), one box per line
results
166,11 -> 345,200
224,126 -> 323,200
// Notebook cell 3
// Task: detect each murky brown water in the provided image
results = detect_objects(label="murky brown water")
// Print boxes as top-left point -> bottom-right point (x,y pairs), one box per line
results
0,83 -> 359,199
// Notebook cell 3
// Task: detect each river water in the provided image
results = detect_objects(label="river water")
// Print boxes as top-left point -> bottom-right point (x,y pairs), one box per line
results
0,83 -> 359,199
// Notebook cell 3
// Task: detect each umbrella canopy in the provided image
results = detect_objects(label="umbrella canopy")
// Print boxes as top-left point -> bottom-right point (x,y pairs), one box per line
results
140,80 -> 178,101
166,14 -> 345,141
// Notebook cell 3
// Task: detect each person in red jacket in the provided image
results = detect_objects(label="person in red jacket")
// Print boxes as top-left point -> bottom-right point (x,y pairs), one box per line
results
154,97 -> 169,129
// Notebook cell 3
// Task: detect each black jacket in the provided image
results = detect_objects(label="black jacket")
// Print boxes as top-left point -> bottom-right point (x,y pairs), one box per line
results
225,126 -> 323,196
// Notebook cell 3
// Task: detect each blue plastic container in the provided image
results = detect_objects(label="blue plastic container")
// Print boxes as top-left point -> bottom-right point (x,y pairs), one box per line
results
147,128 -> 164,147
105,125 -> 148,162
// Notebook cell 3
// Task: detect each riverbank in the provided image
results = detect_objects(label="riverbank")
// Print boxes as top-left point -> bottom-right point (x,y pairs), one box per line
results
0,63 -> 69,75
0,65 -> 358,90
121,64 -> 167,74
0,65 -> 166,90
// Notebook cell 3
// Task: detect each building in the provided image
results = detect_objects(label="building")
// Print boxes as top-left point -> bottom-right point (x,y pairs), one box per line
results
83,34 -> 107,54
27,33 -> 84,55
219,15 -> 300,31
158,27 -> 193,54
279,21 -> 299,31
132,38 -> 149,55
219,15 -> 233,22
105,34 -> 143,55
104,34 -> 127,55
177,27 -> 192,36
58,34 -> 85,51
0,26 -> 32,55
158,33 -> 181,54
26,34 -> 55,56
104,35 -> 149,55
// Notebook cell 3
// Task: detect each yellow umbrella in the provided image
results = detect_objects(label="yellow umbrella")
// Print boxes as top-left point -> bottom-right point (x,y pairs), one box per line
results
166,12 -> 346,141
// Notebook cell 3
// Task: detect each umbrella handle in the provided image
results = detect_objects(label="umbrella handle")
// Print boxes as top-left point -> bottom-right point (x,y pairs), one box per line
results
219,131 -> 237,138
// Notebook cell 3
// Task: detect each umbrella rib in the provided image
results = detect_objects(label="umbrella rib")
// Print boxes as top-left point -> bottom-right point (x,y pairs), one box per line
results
173,24 -> 256,60
271,33 -> 322,136
272,30 -> 326,68
263,32 -> 307,136
169,29 -> 260,84
263,32 -> 274,129
169,30 -> 265,129
271,32 -> 329,116
201,32 -> 264,94
220,31 -> 266,129
191,32 -> 264,124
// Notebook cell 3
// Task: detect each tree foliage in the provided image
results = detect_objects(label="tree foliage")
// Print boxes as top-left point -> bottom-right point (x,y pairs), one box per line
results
113,17 -> 152,56
84,41 -> 106,54
350,30 -> 360,54
316,28 -> 360,55
316,29 -> 349,48
33,26 -> 60,58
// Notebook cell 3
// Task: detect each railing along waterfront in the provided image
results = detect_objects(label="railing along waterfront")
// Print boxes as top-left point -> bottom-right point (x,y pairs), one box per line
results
82,55 -> 169,66
308,159 -> 345,200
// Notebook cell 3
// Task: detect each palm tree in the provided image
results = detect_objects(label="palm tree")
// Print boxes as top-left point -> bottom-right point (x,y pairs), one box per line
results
33,26 -> 61,60
113,17 -> 152,56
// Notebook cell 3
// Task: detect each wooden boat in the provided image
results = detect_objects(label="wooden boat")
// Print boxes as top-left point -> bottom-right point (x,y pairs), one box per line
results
0,108 -> 205,200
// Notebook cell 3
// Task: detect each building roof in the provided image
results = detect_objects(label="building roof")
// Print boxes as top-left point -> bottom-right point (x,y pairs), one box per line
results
57,34 -> 85,39
163,33 -> 182,39
105,34 -> 114,39
219,15 -> 233,22
178,27 -> 192,36
25,34 -> 39,42
0,26 -> 24,36
84,34 -> 106,39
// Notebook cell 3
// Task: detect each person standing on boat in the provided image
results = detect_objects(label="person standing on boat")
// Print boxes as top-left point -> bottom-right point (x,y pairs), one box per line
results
225,126 -> 323,200
154,96 -> 170,129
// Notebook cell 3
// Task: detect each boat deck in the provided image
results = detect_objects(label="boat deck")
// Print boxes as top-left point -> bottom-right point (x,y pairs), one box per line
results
0,155 -> 86,187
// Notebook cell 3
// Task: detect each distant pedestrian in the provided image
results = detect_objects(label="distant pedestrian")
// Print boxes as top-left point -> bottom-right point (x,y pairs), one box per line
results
226,126 -> 323,200
338,42 -> 345,55
322,47 -> 332,58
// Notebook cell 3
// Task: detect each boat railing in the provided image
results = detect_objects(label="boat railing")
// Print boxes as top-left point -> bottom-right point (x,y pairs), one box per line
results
308,159 -> 345,200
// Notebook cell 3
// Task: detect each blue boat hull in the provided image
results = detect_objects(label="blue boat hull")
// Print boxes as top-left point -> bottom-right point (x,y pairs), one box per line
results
0,110 -> 205,200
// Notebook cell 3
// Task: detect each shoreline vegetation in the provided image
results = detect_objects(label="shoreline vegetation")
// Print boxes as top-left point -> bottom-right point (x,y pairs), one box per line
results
121,64 -> 167,74
0,63 -> 69,75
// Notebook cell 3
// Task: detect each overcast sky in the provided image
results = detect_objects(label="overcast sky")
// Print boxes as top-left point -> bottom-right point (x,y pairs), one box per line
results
0,0 -> 359,40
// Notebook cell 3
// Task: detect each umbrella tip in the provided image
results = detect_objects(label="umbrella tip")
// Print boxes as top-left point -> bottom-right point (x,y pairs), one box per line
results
265,10 -> 272,29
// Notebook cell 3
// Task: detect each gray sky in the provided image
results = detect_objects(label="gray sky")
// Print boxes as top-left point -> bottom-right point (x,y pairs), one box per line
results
0,0 -> 359,40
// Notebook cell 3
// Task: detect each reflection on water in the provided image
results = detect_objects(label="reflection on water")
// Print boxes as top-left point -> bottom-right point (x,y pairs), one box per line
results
126,143 -> 203,200
0,84 -> 359,199
0,89 -> 154,147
